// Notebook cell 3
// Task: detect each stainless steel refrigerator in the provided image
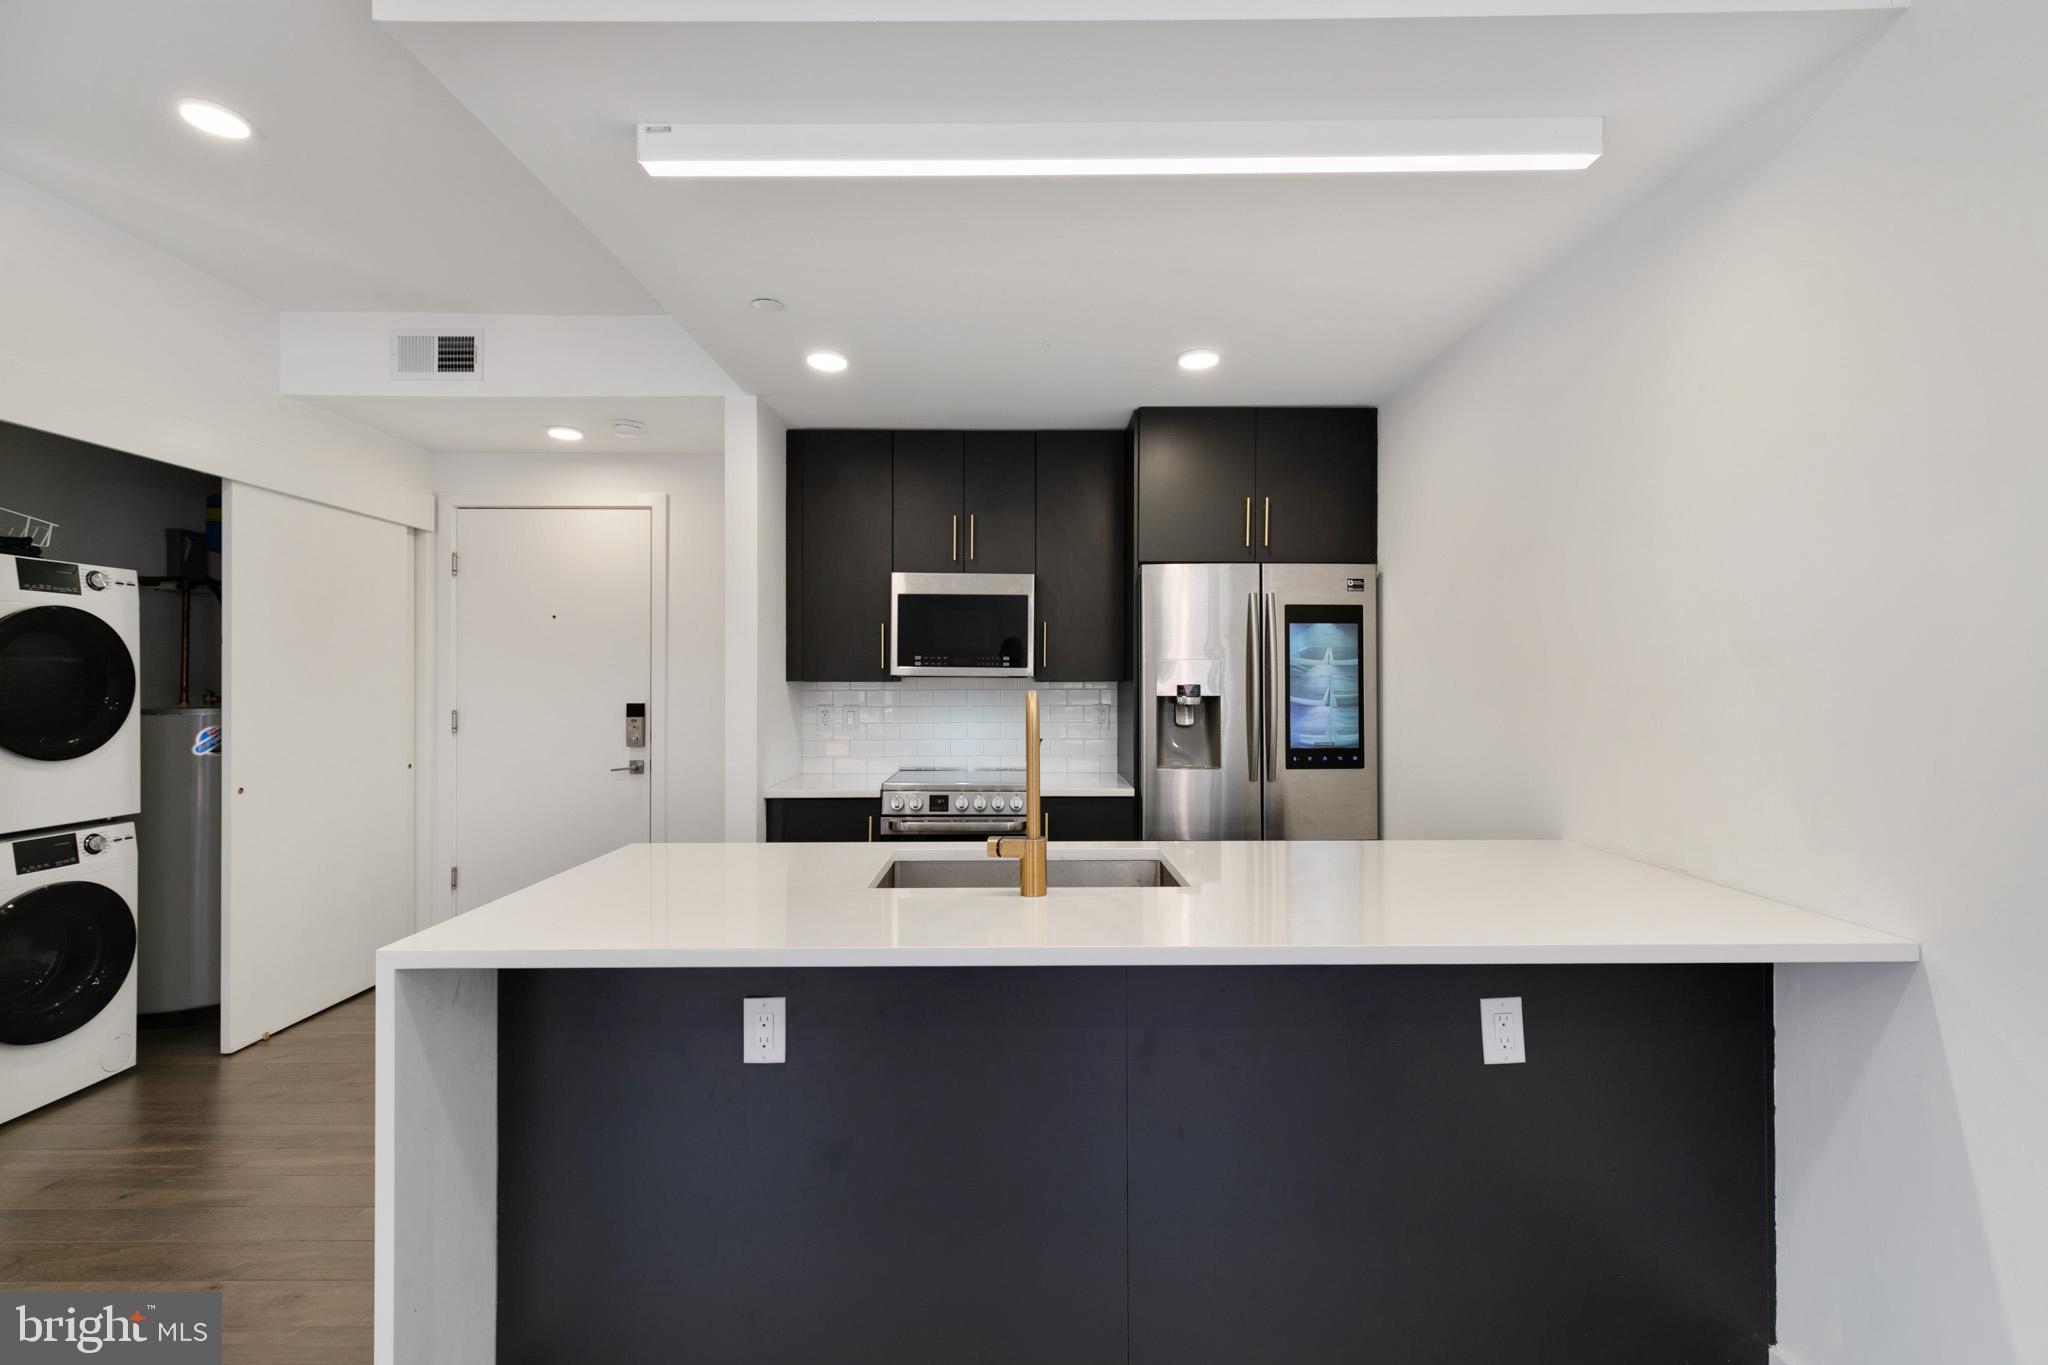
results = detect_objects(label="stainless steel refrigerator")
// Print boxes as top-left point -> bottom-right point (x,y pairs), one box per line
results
1136,562 -> 1378,840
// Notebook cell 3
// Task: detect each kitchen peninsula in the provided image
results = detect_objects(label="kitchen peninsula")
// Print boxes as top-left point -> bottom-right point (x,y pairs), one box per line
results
375,840 -> 1914,1365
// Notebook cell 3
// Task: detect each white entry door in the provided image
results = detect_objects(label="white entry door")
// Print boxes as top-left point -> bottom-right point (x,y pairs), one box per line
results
447,505 -> 660,914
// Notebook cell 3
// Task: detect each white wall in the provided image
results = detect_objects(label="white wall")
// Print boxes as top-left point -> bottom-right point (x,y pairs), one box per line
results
1378,4 -> 2045,1362
431,451 -> 726,843
722,396 -> 799,840
0,170 -> 432,529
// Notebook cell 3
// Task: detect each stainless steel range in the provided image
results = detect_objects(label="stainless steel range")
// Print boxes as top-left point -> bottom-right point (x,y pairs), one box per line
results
878,768 -> 1028,839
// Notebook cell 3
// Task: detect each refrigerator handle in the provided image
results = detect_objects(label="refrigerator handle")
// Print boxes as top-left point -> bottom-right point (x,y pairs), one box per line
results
1265,592 -> 1281,782
1247,591 -> 1262,779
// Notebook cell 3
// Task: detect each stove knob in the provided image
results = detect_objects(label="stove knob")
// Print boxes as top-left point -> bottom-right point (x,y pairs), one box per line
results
82,833 -> 107,855
84,570 -> 109,591
889,796 -> 904,812
972,795 -> 988,812
1010,795 -> 1025,813
908,796 -> 924,813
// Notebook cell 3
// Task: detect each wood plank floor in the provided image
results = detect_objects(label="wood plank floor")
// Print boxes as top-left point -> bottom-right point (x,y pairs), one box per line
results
1,992 -> 373,1363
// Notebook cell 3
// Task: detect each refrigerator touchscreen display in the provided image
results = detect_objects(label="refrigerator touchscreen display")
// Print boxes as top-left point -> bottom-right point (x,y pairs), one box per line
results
1285,605 -> 1365,768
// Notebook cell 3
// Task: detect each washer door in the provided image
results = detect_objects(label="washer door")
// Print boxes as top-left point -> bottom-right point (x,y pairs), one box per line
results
0,605 -> 138,761
0,881 -> 136,1046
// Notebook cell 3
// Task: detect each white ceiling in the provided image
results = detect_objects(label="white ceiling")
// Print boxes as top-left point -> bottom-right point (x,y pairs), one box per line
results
0,0 -> 657,314
307,395 -> 726,456
389,11 -> 1894,426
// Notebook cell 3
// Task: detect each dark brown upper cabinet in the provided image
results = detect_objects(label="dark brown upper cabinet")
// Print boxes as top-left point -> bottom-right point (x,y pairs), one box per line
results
1034,431 -> 1128,682
787,429 -> 894,682
1132,407 -> 1376,564
891,430 -> 965,573
893,431 -> 1036,574
1254,408 -> 1377,564
963,432 -> 1035,573
1133,407 -> 1257,564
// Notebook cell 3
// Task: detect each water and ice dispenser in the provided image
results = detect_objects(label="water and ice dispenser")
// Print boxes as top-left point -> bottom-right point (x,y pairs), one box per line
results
1154,663 -> 1224,769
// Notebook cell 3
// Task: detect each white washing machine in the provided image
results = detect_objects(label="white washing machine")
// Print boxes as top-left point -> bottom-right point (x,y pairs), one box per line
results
0,554 -> 142,837
1,820 -> 138,1124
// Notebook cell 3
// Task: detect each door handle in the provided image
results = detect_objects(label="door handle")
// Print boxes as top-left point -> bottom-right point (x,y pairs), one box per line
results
1265,591 -> 1280,783
1248,592 -> 1261,778
611,759 -> 647,775
969,513 -> 976,561
1263,496 -> 1270,550
952,513 -> 959,562
1243,496 -> 1252,549
880,621 -> 887,671
1042,619 -> 1050,670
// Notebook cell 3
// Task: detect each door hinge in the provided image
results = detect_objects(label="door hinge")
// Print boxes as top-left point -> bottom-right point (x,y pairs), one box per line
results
450,866 -> 459,890
449,551 -> 459,576
450,709 -> 459,734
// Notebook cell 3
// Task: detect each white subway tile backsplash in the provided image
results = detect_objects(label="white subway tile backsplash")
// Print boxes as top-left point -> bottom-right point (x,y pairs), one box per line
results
798,678 -> 1120,778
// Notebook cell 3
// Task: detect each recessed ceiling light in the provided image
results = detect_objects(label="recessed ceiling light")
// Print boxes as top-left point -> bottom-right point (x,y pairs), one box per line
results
638,118 -> 1602,178
750,297 -> 786,312
1178,349 -> 1221,371
806,351 -> 849,374
177,99 -> 253,141
546,425 -> 585,442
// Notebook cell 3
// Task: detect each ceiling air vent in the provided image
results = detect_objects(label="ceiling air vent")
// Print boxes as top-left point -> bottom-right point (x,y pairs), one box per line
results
392,330 -> 482,380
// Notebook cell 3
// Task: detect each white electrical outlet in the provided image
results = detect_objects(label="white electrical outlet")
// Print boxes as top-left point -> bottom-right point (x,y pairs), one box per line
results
1480,996 -> 1526,1065
744,996 -> 786,1064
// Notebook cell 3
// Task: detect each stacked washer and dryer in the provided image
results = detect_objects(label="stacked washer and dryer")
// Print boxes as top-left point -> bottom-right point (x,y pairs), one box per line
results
0,552 -> 144,1124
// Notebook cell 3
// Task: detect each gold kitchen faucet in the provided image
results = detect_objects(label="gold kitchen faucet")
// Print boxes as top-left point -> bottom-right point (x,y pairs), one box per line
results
986,689 -> 1049,896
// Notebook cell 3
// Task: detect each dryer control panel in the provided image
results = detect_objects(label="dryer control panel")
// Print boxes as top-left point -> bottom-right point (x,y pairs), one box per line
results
10,822 -> 137,876
3,555 -> 140,599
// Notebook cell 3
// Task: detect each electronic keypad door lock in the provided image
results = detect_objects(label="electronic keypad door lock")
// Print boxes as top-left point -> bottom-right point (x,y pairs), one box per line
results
625,702 -> 647,748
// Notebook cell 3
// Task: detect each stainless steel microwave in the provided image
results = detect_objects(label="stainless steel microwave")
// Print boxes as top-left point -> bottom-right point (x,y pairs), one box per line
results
889,573 -> 1035,677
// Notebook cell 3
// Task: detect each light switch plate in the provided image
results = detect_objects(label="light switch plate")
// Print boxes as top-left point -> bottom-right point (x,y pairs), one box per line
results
1480,996 -> 1526,1065
744,996 -> 786,1064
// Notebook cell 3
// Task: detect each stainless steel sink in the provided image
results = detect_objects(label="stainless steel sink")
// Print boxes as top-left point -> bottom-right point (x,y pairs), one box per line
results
876,857 -> 1186,889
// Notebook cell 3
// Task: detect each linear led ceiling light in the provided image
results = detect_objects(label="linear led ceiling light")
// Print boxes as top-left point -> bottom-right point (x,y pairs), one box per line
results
638,118 -> 1601,178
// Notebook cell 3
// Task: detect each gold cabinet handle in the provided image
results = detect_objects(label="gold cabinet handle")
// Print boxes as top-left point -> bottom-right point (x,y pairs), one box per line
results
1243,496 -> 1252,548
879,621 -> 886,671
951,513 -> 959,562
868,814 -> 875,843
1042,619 -> 1050,669
969,513 -> 976,561
1263,496 -> 1270,549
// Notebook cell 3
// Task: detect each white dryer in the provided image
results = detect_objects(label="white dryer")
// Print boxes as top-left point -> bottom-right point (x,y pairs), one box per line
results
0,554 -> 142,836
1,820 -> 138,1124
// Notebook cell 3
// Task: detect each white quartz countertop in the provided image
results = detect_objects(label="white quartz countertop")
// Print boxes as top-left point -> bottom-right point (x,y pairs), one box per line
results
378,839 -> 1916,969
764,774 -> 1135,799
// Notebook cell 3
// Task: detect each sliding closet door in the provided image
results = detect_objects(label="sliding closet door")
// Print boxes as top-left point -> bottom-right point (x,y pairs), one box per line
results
221,482 -> 415,1053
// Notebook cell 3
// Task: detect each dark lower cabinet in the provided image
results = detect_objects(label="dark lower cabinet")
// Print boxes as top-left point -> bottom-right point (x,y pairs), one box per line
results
1126,965 -> 1775,1365
499,969 -> 1128,1365
1034,430 -> 1128,681
767,796 -> 1132,842
500,966 -> 1774,1365
1041,796 -> 1137,840
765,797 -> 877,842
789,430 -> 894,681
